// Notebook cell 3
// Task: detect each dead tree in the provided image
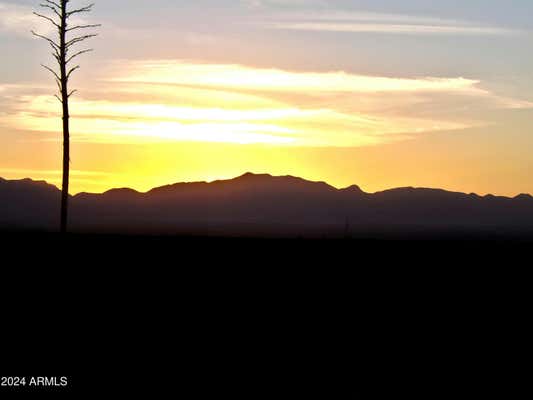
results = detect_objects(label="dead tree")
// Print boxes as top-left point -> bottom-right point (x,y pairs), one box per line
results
32,0 -> 100,233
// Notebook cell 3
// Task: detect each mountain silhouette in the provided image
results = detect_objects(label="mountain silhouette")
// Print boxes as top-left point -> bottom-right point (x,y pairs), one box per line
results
2,172 -> 533,237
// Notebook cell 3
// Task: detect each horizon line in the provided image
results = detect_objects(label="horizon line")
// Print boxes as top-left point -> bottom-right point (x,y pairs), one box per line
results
2,172 -> 532,200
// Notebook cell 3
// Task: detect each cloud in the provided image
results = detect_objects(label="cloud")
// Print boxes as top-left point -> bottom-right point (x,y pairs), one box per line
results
2,60 -> 531,148
268,22 -> 516,35
0,2 -> 49,36
243,0 -> 327,9
109,61 -> 484,93
258,10 -> 519,36
0,1 -> 90,37
0,168 -> 112,177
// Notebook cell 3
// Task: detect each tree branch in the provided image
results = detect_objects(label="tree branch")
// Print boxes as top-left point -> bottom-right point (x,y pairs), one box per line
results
31,30 -> 60,51
49,41 -> 61,61
35,1 -> 99,106
66,48 -> 93,64
66,33 -> 98,48
43,0 -> 61,9
66,65 -> 80,80
67,3 -> 95,17
38,3 -> 61,19
40,64 -> 61,81
33,12 -> 60,29
66,24 -> 101,32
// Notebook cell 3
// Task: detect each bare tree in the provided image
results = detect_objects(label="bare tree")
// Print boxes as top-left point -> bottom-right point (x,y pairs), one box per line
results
32,0 -> 100,233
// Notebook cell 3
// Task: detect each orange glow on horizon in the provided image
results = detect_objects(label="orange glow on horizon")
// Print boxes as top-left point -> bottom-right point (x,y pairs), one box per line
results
1,61 -> 532,197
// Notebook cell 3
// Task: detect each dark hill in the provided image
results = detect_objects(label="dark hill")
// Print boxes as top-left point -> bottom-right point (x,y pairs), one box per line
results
1,173 -> 533,238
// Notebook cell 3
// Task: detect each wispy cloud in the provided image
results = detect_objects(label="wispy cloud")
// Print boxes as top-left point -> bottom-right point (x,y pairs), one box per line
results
243,0 -> 327,9
0,1 -> 88,37
0,168 -> 113,177
269,22 -> 516,35
109,61 -> 484,93
3,60 -> 531,148
0,2 -> 49,36
259,10 -> 519,36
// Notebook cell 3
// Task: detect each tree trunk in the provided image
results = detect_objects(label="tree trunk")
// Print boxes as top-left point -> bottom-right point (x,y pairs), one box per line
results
59,1 -> 69,234
32,1 -> 99,233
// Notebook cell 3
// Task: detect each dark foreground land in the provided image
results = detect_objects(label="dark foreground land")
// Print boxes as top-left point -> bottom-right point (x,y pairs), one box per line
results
1,232 -> 531,398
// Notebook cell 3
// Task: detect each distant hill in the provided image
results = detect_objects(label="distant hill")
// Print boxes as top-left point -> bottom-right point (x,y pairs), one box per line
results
2,172 -> 533,238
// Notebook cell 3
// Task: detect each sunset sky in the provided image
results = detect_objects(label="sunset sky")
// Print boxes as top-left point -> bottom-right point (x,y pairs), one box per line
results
1,0 -> 533,195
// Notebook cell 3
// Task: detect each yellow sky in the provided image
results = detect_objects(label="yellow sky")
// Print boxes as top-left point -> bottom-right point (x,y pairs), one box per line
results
5,61 -> 496,146
1,60 -> 533,196
4,1 -> 533,198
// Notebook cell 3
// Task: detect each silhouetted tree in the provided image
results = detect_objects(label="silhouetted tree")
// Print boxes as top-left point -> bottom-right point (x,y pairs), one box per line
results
32,0 -> 100,233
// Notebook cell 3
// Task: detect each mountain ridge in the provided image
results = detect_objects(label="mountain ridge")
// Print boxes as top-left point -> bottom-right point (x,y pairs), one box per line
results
1,172 -> 530,199
2,172 -> 533,237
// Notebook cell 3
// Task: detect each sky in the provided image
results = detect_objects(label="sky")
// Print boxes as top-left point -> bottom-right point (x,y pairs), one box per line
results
1,0 -> 533,195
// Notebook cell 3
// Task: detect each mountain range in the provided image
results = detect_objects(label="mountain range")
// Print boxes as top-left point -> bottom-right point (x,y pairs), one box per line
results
2,172 -> 533,238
